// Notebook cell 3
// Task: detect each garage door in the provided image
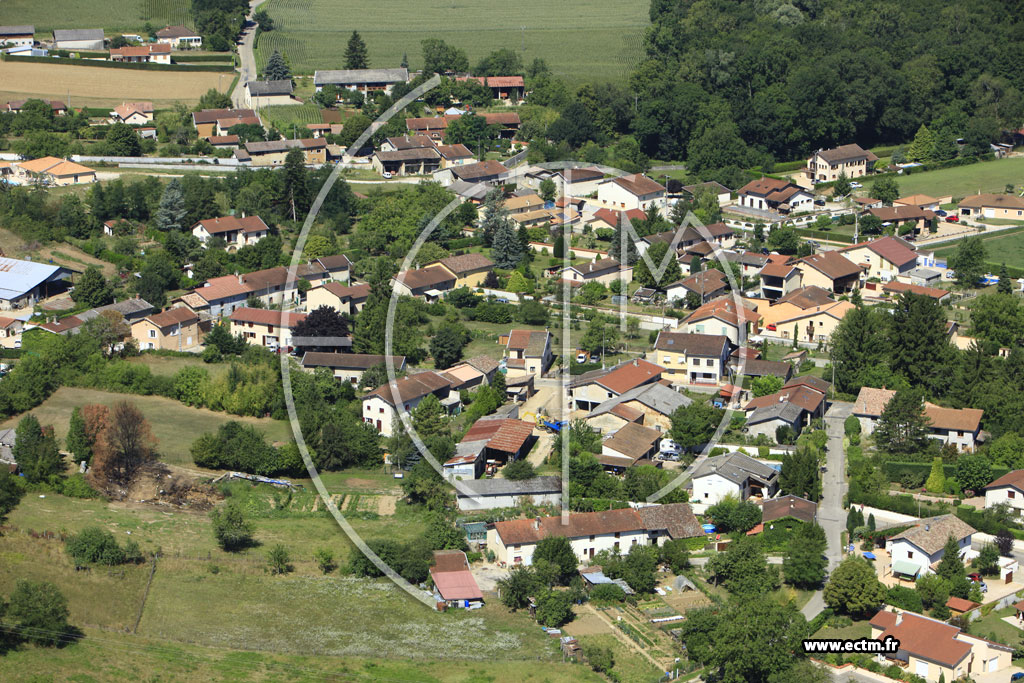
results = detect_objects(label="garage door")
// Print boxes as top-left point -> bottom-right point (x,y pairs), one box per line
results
988,657 -> 999,672
915,660 -> 928,677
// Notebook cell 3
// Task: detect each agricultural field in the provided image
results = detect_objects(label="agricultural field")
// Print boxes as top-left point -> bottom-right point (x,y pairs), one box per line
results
0,60 -> 231,109
258,102 -> 324,135
0,387 -> 294,467
255,0 -> 649,83
888,157 -> 1024,200
934,227 -> 1024,272
0,0 -> 192,34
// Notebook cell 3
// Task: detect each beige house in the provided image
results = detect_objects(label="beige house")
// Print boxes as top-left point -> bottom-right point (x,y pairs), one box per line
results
646,332 -> 729,386
109,102 -> 154,125
839,236 -> 918,282
13,157 -> 96,185
427,253 -> 494,288
0,316 -> 25,349
504,329 -> 552,378
804,143 -> 877,184
305,282 -> 370,316
238,138 -> 327,166
894,194 -> 943,212
753,285 -> 835,333
110,43 -> 171,64
155,25 -> 202,48
586,382 -> 691,434
191,215 -> 270,251
774,301 -> 854,344
371,147 -> 441,176
228,307 -> 307,351
191,108 -> 260,139
958,193 -> 1024,220
361,371 -> 458,437
793,251 -> 861,294
682,298 -> 759,346
759,262 -> 803,301
391,265 -> 456,300
0,25 -> 35,48
869,608 -> 1011,682
300,352 -> 406,386
131,308 -> 200,351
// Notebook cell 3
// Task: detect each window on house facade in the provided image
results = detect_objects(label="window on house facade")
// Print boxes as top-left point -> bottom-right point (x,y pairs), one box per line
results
1009,491 -> 1016,499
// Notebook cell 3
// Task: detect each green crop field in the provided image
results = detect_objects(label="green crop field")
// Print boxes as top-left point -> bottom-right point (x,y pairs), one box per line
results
0,0 -> 192,33
934,227 -> 1024,271
259,102 -> 324,134
256,0 -> 649,83
887,157 -> 1024,200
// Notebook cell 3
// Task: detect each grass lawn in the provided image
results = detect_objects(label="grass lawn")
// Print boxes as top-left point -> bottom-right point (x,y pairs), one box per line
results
575,633 -> 664,682
0,628 -> 597,683
965,605 -> 1022,646
890,157 -> 1024,200
127,353 -> 231,380
813,617 -> 871,640
255,0 -> 649,83
0,387 -> 294,467
933,227 -> 1024,271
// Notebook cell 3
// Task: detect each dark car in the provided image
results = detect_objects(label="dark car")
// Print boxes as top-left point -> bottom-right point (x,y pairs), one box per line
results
813,198 -> 826,206
1010,672 -> 1024,681
936,209 -> 948,217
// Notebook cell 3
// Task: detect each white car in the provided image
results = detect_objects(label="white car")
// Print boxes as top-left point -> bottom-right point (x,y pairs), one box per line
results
850,181 -> 863,188
576,352 -> 588,364
382,171 -> 393,179
659,439 -> 683,458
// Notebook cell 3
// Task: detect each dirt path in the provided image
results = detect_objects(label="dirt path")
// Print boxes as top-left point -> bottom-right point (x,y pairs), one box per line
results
582,603 -> 666,671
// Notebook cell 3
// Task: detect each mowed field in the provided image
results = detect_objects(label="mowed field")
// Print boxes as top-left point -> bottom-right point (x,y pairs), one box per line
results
893,157 -> 1024,200
0,0 -> 190,33
0,60 -> 230,108
0,387 -> 294,467
256,0 -> 649,83
934,227 -> 1024,271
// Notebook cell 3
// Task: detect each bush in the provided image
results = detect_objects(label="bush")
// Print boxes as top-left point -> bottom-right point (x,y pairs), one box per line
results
210,501 -> 255,551
314,548 -> 336,574
65,526 -> 127,566
59,473 -> 103,499
589,583 -> 626,603
266,544 -> 292,574
503,458 -> 536,480
583,643 -> 614,673
844,415 -> 861,438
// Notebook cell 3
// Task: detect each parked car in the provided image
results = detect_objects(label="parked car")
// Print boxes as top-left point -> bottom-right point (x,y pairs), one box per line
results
813,198 -> 826,206
766,323 -> 777,331
1010,672 -> 1024,681
936,209 -> 948,217
946,215 -> 960,223
589,353 -> 600,363
576,352 -> 587,364
382,171 -> 393,179
850,181 -> 863,188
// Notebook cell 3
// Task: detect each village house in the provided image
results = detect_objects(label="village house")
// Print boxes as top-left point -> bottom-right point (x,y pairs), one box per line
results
131,308 -> 200,351
13,157 -> 96,185
371,147 -> 441,176
559,258 -> 630,287
840,236 -> 919,282
206,135 -> 240,149
435,159 -> 509,186
958,193 -> 1024,220
503,193 -> 546,215
0,317 -> 25,349
754,285 -> 834,332
191,215 -> 270,251
487,503 -> 702,565
759,262 -> 803,301
5,100 -> 67,116
895,194 -> 943,212
794,251 -> 862,294
647,332 -> 730,386
180,264 -> 311,317
155,25 -> 202,48
0,26 -> 35,48
361,371 -> 458,437
885,515 -> 976,580
867,204 -> 935,235
391,265 -> 456,301
527,167 -> 606,198
869,607 -> 1011,682
599,422 -> 663,473
761,494 -> 817,525
300,352 -> 405,386
191,108 -> 260,138
426,253 -> 495,289
733,358 -> 793,384
596,173 -> 667,211
237,138 -> 327,166
682,297 -> 758,346
444,416 -> 535,480
109,101 -> 154,125
984,470 -> 1024,518
430,550 -> 484,609
691,452 -> 780,504
380,135 -> 434,152
881,281 -> 950,304
455,476 -> 561,511
243,80 -> 296,108
38,298 -> 154,336
737,177 -> 813,214
774,300 -> 854,345
435,143 -> 474,168
314,68 -> 409,96
305,281 -> 367,316
110,43 -> 171,64
586,382 -> 691,434
803,143 -> 877,184
851,387 -> 984,450
570,359 -> 664,411
504,329 -> 552,379
457,75 -> 525,100
228,307 -> 307,352
52,29 -> 104,51
743,377 -> 830,439
664,269 -> 728,305
0,257 -> 71,310
587,207 -> 646,232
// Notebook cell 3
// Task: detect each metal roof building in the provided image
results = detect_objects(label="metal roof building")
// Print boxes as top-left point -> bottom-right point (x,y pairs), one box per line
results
0,258 -> 72,310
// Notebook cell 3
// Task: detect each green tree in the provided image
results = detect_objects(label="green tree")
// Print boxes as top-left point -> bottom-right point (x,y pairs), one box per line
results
935,535 -> 969,600
925,456 -> 946,492
266,544 -> 292,575
954,452 -> 992,494
66,407 -> 92,464
533,535 -> 578,585
669,401 -> 724,452
12,414 -> 63,484
210,501 -> 255,551
871,176 -> 900,205
823,556 -> 886,617
766,225 -> 800,254
535,589 -> 573,627
497,564 -> 538,609
282,148 -> 308,221
583,643 -> 614,673
784,523 -> 828,588
907,124 -> 935,163
104,123 -> 142,156
155,179 -> 187,232
6,580 -> 70,646
421,38 -> 468,74
634,241 -> 681,288
344,31 -> 369,69
751,375 -> 783,397
833,171 -> 851,197
998,264 -> 1013,294
706,535 -> 779,595
552,234 -> 566,259
71,266 -> 113,308
0,469 -> 25,526
263,50 -> 291,81
539,177 -> 557,202
609,212 -> 639,266
429,321 -> 468,370
503,459 -> 535,480
949,236 -> 988,288
779,443 -> 822,502
491,221 -> 523,268
915,573 -> 950,610
874,388 -> 931,456
579,315 -> 618,355
314,548 -> 336,574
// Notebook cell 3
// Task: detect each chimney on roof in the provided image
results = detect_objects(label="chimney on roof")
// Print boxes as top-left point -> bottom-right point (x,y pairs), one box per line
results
533,516 -> 541,530
633,359 -> 638,367
237,272 -> 243,285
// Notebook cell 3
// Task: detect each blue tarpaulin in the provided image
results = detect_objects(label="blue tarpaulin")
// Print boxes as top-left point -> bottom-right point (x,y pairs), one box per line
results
863,552 -> 876,560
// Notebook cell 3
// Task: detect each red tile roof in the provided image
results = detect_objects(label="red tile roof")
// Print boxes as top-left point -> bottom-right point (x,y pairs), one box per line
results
882,281 -> 948,300
362,371 -> 452,407
986,470 -> 1024,492
228,307 -> 306,328
430,568 -> 484,601
798,251 -> 862,280
595,359 -> 662,395
869,610 -> 972,669
611,173 -> 665,197
841,236 -> 918,268
193,215 -> 269,236
145,307 -> 198,329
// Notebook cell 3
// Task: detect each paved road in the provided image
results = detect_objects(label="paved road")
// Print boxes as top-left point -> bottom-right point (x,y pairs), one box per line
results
802,400 -> 853,620
231,0 -> 269,108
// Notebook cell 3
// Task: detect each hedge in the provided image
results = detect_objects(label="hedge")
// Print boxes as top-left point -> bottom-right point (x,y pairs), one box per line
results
883,461 -> 1011,487
848,489 -> 949,517
0,349 -> 21,359
0,54 -> 233,72
172,54 -> 234,63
